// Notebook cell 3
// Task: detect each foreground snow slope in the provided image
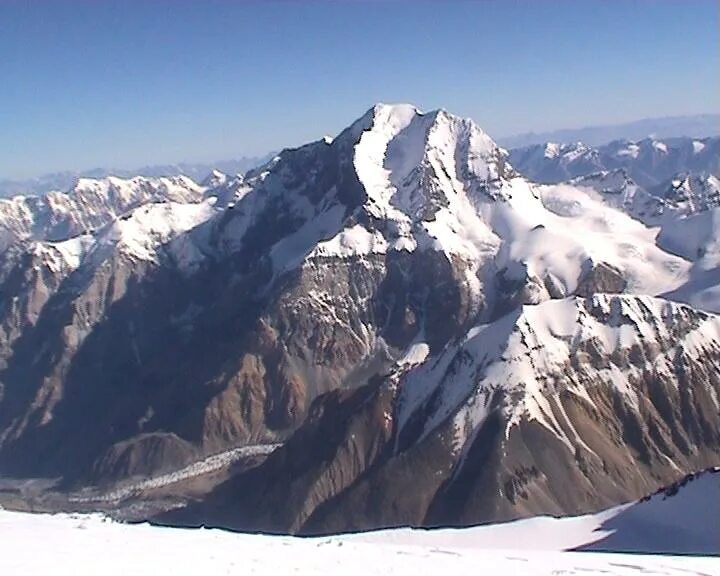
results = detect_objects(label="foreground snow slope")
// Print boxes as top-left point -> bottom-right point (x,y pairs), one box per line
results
0,508 -> 717,576
2,470 -> 718,574
350,468 -> 720,556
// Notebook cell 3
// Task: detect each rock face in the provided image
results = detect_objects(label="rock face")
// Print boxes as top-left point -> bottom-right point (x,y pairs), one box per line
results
0,104 -> 717,534
90,433 -> 199,483
172,295 -> 720,534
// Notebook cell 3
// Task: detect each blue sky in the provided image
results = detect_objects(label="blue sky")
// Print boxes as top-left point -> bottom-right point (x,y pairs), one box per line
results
0,0 -> 717,179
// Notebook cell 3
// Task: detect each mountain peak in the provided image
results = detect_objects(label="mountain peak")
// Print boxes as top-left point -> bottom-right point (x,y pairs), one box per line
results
371,102 -> 421,117
201,169 -> 230,189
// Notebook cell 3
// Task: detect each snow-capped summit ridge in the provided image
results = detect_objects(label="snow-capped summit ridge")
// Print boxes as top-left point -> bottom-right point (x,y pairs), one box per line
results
345,102 -> 510,251
207,103 -> 694,311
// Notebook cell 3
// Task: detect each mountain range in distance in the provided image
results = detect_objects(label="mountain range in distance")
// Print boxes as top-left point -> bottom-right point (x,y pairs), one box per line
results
497,113 -> 720,149
2,113 -> 717,199
0,154 -> 275,199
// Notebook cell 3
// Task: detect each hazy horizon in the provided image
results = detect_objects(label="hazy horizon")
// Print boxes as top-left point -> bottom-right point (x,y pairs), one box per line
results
1,0 -> 717,179
1,110 -> 718,185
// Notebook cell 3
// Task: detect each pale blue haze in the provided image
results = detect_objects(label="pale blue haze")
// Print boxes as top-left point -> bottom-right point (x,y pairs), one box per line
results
0,0 -> 717,178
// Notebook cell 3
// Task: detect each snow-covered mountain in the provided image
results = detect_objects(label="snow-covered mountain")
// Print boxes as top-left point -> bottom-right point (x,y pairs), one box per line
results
509,136 -> 719,189
0,104 -> 718,536
0,154 -> 273,199
0,175 -> 208,250
1,469 -> 718,575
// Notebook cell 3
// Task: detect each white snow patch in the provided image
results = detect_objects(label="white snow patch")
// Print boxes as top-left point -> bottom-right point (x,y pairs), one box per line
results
312,224 -> 388,258
397,342 -> 430,367
692,140 -> 706,153
652,140 -> 668,154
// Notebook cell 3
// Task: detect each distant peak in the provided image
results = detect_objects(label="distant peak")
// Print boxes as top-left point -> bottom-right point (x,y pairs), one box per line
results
201,169 -> 230,189
544,142 -> 561,158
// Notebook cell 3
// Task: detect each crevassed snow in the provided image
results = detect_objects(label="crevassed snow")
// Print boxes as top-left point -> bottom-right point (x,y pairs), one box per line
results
521,182 -> 691,295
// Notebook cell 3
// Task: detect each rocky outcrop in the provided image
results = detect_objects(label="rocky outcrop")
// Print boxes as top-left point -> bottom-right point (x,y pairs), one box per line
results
91,433 -> 199,483
575,261 -> 627,296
